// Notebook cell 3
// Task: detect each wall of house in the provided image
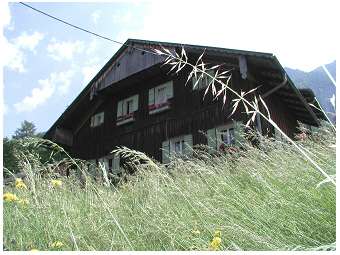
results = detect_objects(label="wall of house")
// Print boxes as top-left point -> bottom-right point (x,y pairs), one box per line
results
70,58 -> 298,164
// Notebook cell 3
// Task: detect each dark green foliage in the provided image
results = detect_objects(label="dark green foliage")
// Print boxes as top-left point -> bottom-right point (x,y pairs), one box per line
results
3,120 -> 58,178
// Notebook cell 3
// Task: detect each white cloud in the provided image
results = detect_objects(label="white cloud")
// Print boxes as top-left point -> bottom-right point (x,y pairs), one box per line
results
13,31 -> 44,54
112,11 -> 120,23
82,65 -> 101,85
13,77 -> 55,113
3,31 -> 44,72
55,70 -> 74,95
2,35 -> 26,72
1,1 -> 14,30
3,100 -> 9,115
13,70 -> 74,113
47,38 -> 84,61
86,38 -> 98,54
123,12 -> 132,23
92,10 -> 101,23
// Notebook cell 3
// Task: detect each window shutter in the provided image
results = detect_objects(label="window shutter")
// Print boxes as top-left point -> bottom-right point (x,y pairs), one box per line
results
100,112 -> 105,124
207,128 -> 217,154
117,101 -> 123,117
113,153 -> 120,174
166,81 -> 173,99
149,88 -> 155,106
132,94 -> 139,112
161,140 -> 170,164
184,134 -> 193,158
90,116 -> 94,127
234,121 -> 245,147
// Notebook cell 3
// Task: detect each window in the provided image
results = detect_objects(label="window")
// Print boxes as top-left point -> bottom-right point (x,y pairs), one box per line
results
90,112 -> 104,127
207,122 -> 245,154
170,137 -> 185,157
98,154 -> 120,175
161,134 -> 193,164
124,99 -> 134,115
149,81 -> 173,115
117,94 -> 139,125
192,69 -> 214,90
216,125 -> 235,146
149,81 -> 173,106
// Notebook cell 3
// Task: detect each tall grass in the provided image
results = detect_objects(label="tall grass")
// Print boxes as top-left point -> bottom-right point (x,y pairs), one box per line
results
3,126 -> 336,251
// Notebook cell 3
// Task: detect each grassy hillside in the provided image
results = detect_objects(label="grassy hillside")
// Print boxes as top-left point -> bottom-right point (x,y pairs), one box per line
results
3,126 -> 336,251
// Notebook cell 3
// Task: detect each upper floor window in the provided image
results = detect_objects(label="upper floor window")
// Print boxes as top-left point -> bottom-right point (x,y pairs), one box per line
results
149,81 -> 173,115
117,94 -> 139,125
149,81 -> 173,106
90,112 -> 105,127
192,69 -> 215,90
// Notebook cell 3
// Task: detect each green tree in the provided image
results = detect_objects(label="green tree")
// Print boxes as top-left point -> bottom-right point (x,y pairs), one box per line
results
12,120 -> 37,140
3,137 -> 19,178
3,120 -> 54,179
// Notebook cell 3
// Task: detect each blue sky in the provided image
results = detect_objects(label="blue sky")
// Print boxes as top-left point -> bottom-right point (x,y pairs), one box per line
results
1,1 -> 338,138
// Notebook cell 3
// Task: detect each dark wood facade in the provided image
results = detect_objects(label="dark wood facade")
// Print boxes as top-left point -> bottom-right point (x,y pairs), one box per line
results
43,39 -> 323,172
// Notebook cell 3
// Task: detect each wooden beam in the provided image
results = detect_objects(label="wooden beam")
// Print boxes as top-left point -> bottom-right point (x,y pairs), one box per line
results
73,99 -> 103,135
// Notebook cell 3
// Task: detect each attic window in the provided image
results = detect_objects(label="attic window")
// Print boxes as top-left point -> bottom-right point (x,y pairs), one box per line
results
91,112 -> 105,127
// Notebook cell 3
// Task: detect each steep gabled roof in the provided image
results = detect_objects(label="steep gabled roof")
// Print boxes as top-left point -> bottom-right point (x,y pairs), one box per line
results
43,38 -> 323,142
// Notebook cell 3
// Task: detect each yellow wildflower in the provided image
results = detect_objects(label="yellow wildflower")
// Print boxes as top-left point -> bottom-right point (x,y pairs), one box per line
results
209,237 -> 221,251
30,249 -> 39,251
214,231 -> 221,236
18,199 -> 29,204
211,239 -> 219,251
181,235 -> 186,238
52,180 -> 62,186
88,214 -> 93,217
15,178 -> 22,184
15,182 -> 27,189
194,222 -> 198,226
189,246 -> 196,250
52,241 -> 63,248
214,237 -> 222,243
194,230 -> 200,235
3,193 -> 19,201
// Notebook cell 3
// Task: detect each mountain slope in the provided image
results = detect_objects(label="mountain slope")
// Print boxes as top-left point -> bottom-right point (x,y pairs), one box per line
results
284,60 -> 336,123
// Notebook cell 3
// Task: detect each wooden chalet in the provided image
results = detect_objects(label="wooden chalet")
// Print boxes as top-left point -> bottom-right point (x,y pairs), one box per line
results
43,39 -> 325,174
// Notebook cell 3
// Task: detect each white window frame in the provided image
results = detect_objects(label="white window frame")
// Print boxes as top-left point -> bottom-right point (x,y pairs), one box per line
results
91,111 -> 104,127
169,136 -> 185,157
216,124 -> 235,148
